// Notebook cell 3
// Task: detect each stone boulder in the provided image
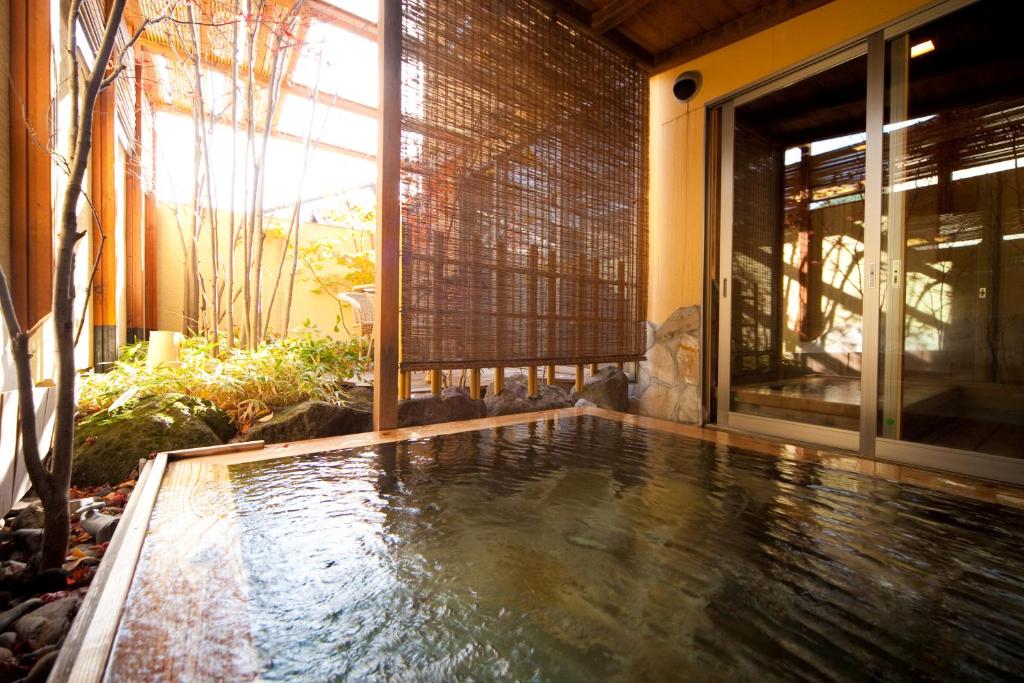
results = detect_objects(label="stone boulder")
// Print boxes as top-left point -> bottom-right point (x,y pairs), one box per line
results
571,366 -> 629,411
630,306 -> 701,423
13,595 -> 80,646
246,400 -> 372,444
484,374 -> 573,417
73,394 -> 233,487
399,387 -> 486,427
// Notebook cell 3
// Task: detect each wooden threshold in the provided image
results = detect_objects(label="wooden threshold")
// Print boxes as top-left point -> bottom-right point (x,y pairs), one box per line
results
52,406 -> 1024,681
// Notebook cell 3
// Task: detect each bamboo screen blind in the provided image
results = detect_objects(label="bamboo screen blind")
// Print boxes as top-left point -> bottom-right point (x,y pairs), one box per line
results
398,0 -> 648,370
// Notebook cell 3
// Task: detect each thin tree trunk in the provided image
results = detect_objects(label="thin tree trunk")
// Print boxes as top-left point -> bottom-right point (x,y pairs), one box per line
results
227,0 -> 240,347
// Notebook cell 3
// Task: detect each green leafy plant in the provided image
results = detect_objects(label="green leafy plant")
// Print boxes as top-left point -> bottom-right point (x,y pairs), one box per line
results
78,324 -> 370,429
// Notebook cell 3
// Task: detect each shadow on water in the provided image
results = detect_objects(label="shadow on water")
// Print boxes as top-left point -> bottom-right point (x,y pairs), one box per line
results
226,415 -> 1024,682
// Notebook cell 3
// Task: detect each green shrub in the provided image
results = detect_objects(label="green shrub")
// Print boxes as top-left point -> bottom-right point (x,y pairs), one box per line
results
78,325 -> 370,429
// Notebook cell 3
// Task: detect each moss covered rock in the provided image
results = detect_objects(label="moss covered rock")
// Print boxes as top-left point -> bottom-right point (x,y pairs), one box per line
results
73,394 -> 234,486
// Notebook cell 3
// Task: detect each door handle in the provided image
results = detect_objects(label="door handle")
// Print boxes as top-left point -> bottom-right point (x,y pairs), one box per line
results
722,277 -> 728,298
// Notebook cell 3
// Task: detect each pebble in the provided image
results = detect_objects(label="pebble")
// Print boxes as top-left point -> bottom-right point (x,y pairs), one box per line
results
13,595 -> 80,646
0,598 -> 43,632
10,506 -> 44,532
13,528 -> 43,553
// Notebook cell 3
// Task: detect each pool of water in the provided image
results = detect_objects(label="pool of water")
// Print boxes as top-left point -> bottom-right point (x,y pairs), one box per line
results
112,415 -> 1024,681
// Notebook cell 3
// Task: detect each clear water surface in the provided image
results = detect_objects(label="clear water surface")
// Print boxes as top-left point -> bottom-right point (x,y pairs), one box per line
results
227,415 -> 1024,682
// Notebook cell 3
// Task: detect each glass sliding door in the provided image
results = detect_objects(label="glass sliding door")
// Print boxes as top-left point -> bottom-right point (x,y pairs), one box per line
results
722,53 -> 868,440
878,1 -> 1024,462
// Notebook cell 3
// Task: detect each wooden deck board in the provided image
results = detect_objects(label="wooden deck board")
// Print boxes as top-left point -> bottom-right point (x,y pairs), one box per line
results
102,460 -> 260,682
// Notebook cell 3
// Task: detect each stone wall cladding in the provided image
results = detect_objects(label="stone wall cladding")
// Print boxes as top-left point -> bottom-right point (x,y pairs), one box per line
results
629,305 -> 702,424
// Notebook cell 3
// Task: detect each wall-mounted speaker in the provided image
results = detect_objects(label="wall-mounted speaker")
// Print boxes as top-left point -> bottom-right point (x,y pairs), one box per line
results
672,71 -> 702,102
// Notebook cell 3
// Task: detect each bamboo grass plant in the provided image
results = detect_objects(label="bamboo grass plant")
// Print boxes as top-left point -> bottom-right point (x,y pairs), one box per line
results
78,325 -> 370,430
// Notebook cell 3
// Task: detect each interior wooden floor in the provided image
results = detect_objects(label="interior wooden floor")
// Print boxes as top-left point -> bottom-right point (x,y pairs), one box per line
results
733,376 -> 1024,460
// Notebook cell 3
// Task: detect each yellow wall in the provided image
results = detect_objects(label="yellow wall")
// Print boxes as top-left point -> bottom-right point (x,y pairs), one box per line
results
154,203 -> 372,341
647,0 -> 937,325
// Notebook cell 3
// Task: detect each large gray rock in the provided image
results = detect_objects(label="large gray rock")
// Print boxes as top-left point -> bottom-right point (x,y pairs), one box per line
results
246,400 -> 371,444
631,306 -> 701,424
74,394 -> 233,487
399,387 -> 486,427
484,374 -> 573,417
571,366 -> 629,411
13,595 -> 80,646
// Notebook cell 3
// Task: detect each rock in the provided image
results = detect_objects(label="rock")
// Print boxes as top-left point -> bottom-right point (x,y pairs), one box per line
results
398,387 -> 486,427
13,595 -> 80,646
631,306 -> 702,424
22,649 -> 58,683
13,529 -> 42,554
0,633 -> 14,649
0,599 -> 43,632
10,506 -> 44,532
0,646 -> 12,663
571,366 -> 629,411
73,394 -> 233,487
575,398 -> 597,408
246,400 -> 371,444
483,374 -> 573,417
80,512 -> 120,544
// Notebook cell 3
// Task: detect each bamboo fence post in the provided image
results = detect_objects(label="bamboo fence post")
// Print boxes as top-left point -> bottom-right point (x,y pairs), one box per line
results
373,0 -> 402,431
591,363 -> 599,375
527,366 -> 537,397
494,366 -> 504,395
430,369 -> 442,396
546,364 -> 556,384
617,259 -> 627,356
469,368 -> 481,399
575,364 -> 584,392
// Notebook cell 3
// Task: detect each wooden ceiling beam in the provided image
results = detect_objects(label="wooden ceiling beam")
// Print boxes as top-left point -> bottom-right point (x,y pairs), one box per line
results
539,0 -> 654,69
287,0 -> 377,42
591,0 -> 652,34
140,40 -> 378,119
153,101 -> 377,161
653,0 -> 833,74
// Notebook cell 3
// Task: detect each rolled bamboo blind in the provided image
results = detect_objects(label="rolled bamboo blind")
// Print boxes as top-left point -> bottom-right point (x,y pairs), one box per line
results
399,0 -> 649,370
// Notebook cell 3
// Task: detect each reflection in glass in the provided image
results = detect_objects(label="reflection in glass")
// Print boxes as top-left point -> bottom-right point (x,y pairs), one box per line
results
879,1 -> 1024,458
730,56 -> 867,429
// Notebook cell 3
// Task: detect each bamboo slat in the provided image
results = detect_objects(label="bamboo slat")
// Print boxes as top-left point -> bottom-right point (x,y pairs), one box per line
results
398,0 -> 648,370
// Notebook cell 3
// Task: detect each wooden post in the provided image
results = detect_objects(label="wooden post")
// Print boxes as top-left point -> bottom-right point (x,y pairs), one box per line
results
617,260 -> 627,354
528,245 -> 538,361
527,366 -> 537,397
9,0 -> 52,330
546,364 -> 556,384
397,369 -> 406,400
494,366 -> 504,395
430,369 -> 442,396
469,368 -> 481,399
373,0 -> 402,431
591,363 -> 599,375
405,371 -> 413,399
575,364 -> 584,392
90,88 -> 118,366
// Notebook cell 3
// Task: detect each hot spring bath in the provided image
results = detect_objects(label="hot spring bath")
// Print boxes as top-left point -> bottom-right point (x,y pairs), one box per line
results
66,410 -> 1024,681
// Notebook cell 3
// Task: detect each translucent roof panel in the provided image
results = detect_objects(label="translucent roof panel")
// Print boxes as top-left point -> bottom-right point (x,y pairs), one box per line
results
292,20 -> 377,107
277,95 -> 379,156
320,0 -> 378,22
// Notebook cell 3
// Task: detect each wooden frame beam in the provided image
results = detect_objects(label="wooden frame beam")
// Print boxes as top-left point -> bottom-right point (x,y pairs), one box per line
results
305,0 -> 377,43
591,0 -> 652,35
139,40 -> 378,119
151,102 -> 376,161
537,0 -> 653,69
373,0 -> 401,431
652,0 -> 833,73
9,0 -> 53,329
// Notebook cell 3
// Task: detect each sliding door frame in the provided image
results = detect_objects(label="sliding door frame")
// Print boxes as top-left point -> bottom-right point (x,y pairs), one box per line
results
715,42 -> 868,453
712,0 -> 1024,485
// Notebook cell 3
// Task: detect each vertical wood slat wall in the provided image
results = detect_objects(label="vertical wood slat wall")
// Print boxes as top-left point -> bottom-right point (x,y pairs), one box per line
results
8,0 -> 53,330
397,0 -> 649,371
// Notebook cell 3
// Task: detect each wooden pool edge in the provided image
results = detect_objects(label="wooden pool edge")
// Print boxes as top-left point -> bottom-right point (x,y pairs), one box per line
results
48,406 -> 1024,681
